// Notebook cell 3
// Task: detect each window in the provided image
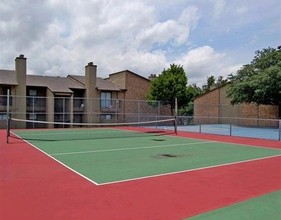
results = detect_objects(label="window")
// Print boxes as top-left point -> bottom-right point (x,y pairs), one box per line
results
0,87 -> 12,106
29,89 -> 37,96
100,114 -> 112,120
0,114 -> 7,120
29,113 -> 37,120
101,92 -> 112,108
0,97 -> 12,106
27,89 -> 38,106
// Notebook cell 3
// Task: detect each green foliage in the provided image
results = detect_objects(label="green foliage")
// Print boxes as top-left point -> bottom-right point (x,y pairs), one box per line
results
216,75 -> 229,86
202,75 -> 215,92
179,84 -> 202,116
202,75 -> 228,92
178,101 -> 194,116
187,84 -> 202,100
227,47 -> 281,107
147,64 -> 189,115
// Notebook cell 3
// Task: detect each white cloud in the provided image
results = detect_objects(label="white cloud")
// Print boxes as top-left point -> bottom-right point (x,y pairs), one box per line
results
175,46 -> 241,85
17,1 -> 200,78
210,0 -> 226,19
136,6 -> 199,47
102,49 -> 167,75
0,0 -> 279,87
137,20 -> 178,47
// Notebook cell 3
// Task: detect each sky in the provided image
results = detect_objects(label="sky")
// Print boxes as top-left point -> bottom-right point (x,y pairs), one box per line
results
0,0 -> 280,85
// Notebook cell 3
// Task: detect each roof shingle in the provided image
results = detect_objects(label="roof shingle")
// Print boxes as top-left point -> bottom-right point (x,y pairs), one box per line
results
0,70 -> 122,93
0,70 -> 18,85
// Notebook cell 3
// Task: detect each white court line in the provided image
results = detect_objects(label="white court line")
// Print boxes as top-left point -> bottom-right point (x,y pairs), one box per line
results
98,154 -> 281,186
50,141 -> 217,156
11,132 -> 100,186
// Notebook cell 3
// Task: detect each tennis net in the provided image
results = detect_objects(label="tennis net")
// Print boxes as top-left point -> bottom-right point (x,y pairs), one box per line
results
7,117 -> 177,142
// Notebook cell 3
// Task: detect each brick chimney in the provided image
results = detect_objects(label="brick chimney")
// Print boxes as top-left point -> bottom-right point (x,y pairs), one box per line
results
15,54 -> 27,92
85,62 -> 97,98
84,62 -> 98,123
15,54 -> 27,126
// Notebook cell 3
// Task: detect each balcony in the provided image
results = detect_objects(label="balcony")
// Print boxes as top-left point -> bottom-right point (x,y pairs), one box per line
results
27,97 -> 46,112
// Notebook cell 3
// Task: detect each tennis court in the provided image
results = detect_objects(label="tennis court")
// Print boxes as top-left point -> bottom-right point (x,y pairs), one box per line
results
12,126 -> 281,185
1,120 -> 281,219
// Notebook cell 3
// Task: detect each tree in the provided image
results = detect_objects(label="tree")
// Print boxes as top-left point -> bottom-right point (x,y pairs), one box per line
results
202,75 -> 228,92
147,64 -> 189,115
216,75 -> 228,86
227,47 -> 281,116
178,84 -> 202,116
202,75 -> 215,92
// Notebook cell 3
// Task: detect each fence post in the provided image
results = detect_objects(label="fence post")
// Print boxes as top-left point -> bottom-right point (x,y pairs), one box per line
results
174,98 -> 178,135
279,119 -> 281,141
6,89 -> 10,143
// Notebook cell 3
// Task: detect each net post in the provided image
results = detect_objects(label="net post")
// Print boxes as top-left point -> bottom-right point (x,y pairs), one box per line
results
6,116 -> 11,144
6,89 -> 10,144
174,98 -> 178,135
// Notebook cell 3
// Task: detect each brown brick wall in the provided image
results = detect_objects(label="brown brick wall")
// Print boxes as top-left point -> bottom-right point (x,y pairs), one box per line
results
125,72 -> 150,100
194,85 -> 279,127
238,104 -> 279,127
194,88 -> 220,124
107,71 -> 154,122
259,105 -> 279,119
125,72 -> 151,120
106,72 -> 126,89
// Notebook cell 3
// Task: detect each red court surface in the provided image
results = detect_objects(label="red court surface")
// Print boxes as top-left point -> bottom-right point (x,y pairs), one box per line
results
1,130 -> 280,220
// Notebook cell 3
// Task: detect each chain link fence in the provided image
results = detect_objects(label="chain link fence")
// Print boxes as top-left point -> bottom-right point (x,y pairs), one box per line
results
0,95 -> 171,129
1,95 -> 280,140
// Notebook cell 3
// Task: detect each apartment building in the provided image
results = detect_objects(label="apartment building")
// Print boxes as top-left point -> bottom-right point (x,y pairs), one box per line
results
0,55 -> 151,128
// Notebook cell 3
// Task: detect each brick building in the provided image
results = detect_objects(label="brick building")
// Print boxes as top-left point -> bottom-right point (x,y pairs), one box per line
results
194,84 -> 279,127
0,55 -> 153,128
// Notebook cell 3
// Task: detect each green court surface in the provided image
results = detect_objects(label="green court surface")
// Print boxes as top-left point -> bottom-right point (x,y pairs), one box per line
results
185,190 -> 281,220
14,128 -> 281,185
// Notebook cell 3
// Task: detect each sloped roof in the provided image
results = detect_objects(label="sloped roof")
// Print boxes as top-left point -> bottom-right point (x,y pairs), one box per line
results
0,70 -> 84,93
96,78 -> 122,91
27,75 -> 84,93
1,70 -> 122,93
0,70 -> 18,85
68,75 -> 122,91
